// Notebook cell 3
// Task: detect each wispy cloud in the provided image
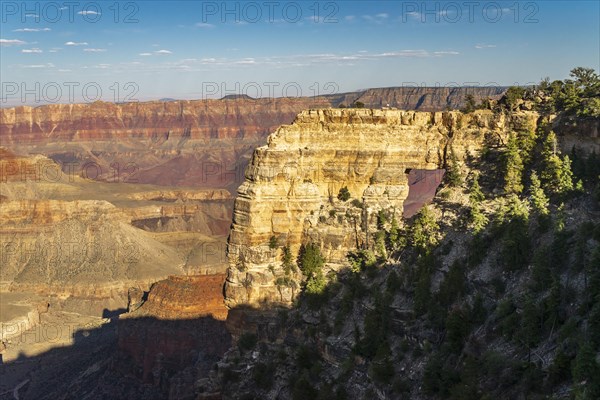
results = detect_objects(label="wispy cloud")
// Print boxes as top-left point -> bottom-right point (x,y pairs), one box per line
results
139,49 -> 173,56
83,48 -> 107,52
21,48 -> 43,53
1,39 -> 27,46
13,28 -> 51,32
475,44 -> 497,49
195,22 -> 215,28
362,13 -> 389,23
77,10 -> 101,15
65,41 -> 88,46
136,50 -> 460,73
23,63 -> 55,68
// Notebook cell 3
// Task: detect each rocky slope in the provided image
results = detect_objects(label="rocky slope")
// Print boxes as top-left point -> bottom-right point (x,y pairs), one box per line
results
225,108 -> 540,306
0,152 -> 232,317
209,107 -> 600,400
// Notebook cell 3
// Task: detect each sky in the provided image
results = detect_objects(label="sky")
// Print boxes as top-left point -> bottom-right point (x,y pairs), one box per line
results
1,0 -> 599,105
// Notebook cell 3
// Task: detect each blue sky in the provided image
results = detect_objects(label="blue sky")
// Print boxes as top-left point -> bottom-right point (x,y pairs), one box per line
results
1,1 -> 599,104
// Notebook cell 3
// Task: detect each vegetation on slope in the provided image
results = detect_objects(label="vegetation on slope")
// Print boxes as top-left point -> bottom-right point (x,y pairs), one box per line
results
217,69 -> 600,400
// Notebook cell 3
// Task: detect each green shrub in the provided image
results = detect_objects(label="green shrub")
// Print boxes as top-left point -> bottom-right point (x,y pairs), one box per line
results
269,235 -> 278,249
338,186 -> 351,202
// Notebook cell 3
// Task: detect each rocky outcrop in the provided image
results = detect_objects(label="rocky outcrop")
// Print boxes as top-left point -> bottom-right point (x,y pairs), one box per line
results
116,275 -> 230,395
224,108 -> 540,307
130,274 -> 228,320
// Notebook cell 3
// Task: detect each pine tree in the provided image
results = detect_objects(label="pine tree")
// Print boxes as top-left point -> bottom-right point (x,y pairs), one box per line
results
446,146 -> 463,187
517,130 -> 538,165
469,173 -> 485,203
529,171 -> 550,215
503,134 -> 524,194
389,214 -> 400,245
541,132 -> 574,194
410,206 -> 439,254
520,297 -> 541,358
469,174 -> 488,234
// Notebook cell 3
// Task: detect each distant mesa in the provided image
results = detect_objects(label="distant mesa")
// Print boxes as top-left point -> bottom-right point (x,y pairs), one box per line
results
158,98 -> 178,102
220,94 -> 255,100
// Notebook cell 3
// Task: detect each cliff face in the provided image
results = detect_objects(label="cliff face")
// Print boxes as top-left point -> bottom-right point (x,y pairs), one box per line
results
0,88 -> 507,189
224,108 -> 540,307
116,275 -> 230,395
328,86 -> 507,111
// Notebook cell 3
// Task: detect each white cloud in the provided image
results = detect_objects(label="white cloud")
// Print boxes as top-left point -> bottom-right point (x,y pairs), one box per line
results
65,41 -> 88,46
23,63 -> 54,68
58,69 -> 72,72
21,48 -> 43,53
138,49 -> 173,56
344,15 -> 356,22
475,44 -> 497,49
362,14 -> 389,23
1,39 -> 27,46
25,14 -> 39,18
13,28 -> 51,32
77,10 -> 101,15
49,48 -> 62,53
195,22 -> 215,28
83,48 -> 107,52
234,58 -> 257,65
434,51 -> 460,55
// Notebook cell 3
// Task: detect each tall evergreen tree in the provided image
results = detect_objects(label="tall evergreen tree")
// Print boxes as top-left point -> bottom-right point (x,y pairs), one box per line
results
541,132 -> 574,194
469,174 -> 488,234
503,134 -> 525,194
529,171 -> 550,215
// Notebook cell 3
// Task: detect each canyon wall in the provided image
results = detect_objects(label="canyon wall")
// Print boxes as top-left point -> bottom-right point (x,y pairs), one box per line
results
224,108 -> 540,307
0,88 -> 506,189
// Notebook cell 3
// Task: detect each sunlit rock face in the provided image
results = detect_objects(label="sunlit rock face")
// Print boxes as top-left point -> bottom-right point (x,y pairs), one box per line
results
0,88 -> 506,190
225,108 -> 541,307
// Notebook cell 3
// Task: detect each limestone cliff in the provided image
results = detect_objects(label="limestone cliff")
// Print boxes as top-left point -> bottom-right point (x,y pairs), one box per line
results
224,108 -> 540,306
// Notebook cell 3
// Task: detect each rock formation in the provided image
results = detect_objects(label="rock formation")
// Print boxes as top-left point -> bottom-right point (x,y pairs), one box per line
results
224,108 -> 541,307
0,152 -> 231,316
115,275 -> 230,396
0,88 -> 507,190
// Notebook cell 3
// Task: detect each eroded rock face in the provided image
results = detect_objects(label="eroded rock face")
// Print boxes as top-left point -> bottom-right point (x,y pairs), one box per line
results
0,89 -> 507,190
224,108 -> 541,307
116,275 -> 230,395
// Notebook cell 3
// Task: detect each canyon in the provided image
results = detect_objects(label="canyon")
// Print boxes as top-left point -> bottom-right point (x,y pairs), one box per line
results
4,89 -> 560,399
0,87 -> 506,191
0,99 -> 598,398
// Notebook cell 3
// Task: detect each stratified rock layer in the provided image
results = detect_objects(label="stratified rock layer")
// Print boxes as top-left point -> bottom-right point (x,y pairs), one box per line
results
0,88 -> 507,189
225,108 -> 541,306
